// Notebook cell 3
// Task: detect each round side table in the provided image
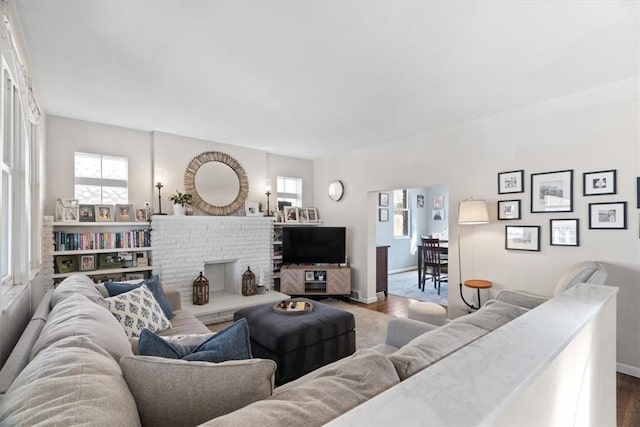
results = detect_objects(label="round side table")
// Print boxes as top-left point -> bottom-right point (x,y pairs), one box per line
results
461,279 -> 493,310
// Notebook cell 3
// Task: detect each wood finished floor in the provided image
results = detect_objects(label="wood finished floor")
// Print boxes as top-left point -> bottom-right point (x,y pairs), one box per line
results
355,294 -> 640,427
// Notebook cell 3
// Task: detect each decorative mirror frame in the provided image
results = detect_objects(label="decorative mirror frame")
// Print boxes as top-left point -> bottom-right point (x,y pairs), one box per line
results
184,151 -> 249,216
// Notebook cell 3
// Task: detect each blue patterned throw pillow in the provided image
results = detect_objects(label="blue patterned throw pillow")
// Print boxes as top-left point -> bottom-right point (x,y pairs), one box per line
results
105,275 -> 175,320
138,318 -> 252,363
106,285 -> 171,338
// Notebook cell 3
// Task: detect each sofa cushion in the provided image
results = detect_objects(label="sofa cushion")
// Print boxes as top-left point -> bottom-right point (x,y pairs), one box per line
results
388,322 -> 487,380
120,355 -> 276,427
451,300 -> 529,332
202,349 -> 400,427
138,319 -> 252,362
52,273 -> 107,308
105,275 -> 175,319
30,293 -> 132,362
0,336 -> 141,427
106,285 -> 172,338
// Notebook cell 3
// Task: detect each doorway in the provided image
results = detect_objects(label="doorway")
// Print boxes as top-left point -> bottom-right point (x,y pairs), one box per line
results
375,185 -> 449,305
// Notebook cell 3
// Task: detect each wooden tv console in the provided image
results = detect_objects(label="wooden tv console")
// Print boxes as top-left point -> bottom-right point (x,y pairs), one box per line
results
280,265 -> 351,298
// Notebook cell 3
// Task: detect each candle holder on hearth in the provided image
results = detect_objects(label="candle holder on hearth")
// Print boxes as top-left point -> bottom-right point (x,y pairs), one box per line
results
193,271 -> 209,305
242,266 -> 256,296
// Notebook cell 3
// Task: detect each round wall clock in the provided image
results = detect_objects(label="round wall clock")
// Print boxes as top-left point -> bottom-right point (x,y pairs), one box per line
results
328,180 -> 344,201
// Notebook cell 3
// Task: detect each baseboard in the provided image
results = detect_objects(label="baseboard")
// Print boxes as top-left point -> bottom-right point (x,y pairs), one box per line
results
617,362 -> 640,378
388,267 -> 417,275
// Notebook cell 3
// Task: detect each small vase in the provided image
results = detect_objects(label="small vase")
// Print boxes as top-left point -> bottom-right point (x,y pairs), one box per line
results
173,204 -> 185,216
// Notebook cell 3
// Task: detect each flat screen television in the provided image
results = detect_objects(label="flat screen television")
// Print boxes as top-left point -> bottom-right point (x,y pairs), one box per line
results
282,226 -> 346,265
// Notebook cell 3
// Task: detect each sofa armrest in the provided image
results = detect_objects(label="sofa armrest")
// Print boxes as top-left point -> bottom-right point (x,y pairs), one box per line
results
385,318 -> 439,349
164,288 -> 182,311
494,289 -> 548,310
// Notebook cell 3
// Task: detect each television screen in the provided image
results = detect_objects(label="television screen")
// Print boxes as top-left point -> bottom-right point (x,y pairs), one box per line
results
282,226 -> 346,265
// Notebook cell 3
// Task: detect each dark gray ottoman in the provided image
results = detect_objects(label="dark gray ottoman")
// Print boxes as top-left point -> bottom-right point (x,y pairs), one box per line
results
233,298 -> 355,385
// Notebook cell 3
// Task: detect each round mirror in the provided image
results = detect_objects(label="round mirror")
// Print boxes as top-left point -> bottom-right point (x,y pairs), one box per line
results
184,151 -> 249,215
194,161 -> 240,206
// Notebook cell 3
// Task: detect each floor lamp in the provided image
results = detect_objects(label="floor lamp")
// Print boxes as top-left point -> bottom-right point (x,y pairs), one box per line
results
457,199 -> 490,310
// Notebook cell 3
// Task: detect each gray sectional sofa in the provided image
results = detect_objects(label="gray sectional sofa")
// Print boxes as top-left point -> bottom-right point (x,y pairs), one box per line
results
0,262 -> 607,426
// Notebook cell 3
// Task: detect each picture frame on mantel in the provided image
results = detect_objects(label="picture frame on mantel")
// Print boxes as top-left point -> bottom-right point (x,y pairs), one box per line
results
498,170 -> 524,194
531,170 -> 573,213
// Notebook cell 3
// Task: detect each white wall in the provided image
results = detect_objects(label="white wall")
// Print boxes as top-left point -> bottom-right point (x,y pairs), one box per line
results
313,78 -> 640,373
44,116 -> 153,215
267,153 -> 314,208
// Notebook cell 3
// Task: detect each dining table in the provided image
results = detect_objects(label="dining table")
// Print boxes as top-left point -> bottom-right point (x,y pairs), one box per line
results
417,240 -> 448,288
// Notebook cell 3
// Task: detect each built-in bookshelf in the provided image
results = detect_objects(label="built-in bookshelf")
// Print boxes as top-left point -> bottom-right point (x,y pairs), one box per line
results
49,221 -> 153,284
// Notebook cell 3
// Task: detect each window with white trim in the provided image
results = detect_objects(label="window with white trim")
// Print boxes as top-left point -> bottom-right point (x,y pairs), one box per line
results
276,176 -> 302,209
74,152 -> 128,204
394,189 -> 410,238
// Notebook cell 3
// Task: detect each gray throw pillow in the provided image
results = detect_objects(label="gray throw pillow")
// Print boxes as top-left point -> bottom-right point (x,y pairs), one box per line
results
105,275 -> 175,319
138,318 -> 252,362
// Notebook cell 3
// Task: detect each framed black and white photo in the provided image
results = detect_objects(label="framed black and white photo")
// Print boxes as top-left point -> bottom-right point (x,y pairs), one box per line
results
379,193 -> 389,207
531,170 -> 573,213
497,200 -> 521,220
505,225 -> 541,251
550,219 -> 579,246
432,209 -> 444,221
583,170 -> 616,196
378,208 -> 389,222
588,201 -> 627,229
498,170 -> 524,194
416,195 -> 424,208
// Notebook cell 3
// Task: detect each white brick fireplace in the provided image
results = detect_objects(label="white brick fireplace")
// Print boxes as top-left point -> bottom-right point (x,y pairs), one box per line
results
151,216 -> 288,323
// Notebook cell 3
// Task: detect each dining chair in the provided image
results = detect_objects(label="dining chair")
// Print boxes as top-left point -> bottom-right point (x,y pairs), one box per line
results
421,237 -> 448,295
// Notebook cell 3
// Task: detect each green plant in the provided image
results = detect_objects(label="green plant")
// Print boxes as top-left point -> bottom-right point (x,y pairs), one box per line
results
168,190 -> 193,207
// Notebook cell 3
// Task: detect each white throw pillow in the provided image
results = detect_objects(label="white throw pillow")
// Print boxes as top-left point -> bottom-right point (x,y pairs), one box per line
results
106,284 -> 171,337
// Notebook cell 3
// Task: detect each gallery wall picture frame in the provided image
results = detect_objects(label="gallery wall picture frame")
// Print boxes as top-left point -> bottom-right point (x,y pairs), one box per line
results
588,201 -> 627,230
379,193 -> 389,207
417,195 -> 425,208
284,206 -> 299,223
583,169 -> 616,196
432,209 -> 444,221
550,219 -> 579,247
433,194 -> 444,208
79,204 -> 96,222
307,207 -> 319,222
115,204 -> 133,222
497,200 -> 521,220
505,225 -> 541,251
96,205 -> 114,222
636,177 -> 640,209
379,208 -> 389,222
530,170 -> 573,213
498,170 -> 524,194
79,254 -> 96,271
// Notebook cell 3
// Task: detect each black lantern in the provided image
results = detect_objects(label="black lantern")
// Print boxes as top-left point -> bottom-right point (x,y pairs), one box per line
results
242,266 -> 256,296
193,271 -> 209,305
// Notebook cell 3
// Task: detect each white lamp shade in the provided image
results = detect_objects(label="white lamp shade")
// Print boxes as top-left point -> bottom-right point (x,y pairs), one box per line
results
458,200 -> 490,224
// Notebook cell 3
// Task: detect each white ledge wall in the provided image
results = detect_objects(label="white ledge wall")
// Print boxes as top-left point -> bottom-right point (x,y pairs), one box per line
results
151,216 -> 273,304
329,283 -> 618,426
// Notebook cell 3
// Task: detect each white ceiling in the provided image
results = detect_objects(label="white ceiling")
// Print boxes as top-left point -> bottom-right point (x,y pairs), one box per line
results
13,1 -> 639,160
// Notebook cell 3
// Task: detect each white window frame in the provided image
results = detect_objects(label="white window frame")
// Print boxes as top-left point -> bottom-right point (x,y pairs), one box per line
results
74,152 -> 129,204
276,176 -> 302,208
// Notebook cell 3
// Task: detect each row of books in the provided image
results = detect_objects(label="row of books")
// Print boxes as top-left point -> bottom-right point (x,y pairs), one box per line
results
54,229 -> 151,251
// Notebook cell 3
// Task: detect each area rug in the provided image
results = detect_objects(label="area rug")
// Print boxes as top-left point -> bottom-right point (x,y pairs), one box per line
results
208,299 -> 395,350
388,270 -> 448,306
